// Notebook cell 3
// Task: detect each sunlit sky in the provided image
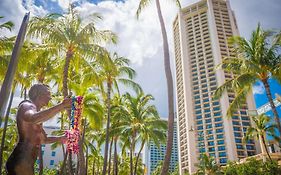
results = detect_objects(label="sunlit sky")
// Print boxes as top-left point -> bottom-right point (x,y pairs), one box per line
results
0,0 -> 281,120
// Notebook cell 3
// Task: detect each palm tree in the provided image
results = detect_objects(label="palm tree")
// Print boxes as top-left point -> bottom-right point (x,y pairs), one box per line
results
28,7 -> 116,174
0,16 -> 14,31
115,92 -> 167,175
195,154 -> 221,175
136,1 -> 180,174
97,52 -> 141,175
0,16 -> 14,53
214,24 -> 281,135
243,114 -> 278,162
27,5 -> 116,99
69,69 -> 104,175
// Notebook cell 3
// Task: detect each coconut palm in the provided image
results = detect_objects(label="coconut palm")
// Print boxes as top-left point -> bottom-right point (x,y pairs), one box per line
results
243,114 -> 279,162
214,24 -> 281,135
96,52 -> 141,175
0,16 -> 14,31
136,0 -> 180,173
68,69 -> 104,175
27,5 -> 116,99
114,92 -> 167,175
0,16 -> 14,53
195,154 -> 221,175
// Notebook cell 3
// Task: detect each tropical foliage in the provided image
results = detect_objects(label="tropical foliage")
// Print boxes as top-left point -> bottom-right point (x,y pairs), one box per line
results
214,25 -> 281,135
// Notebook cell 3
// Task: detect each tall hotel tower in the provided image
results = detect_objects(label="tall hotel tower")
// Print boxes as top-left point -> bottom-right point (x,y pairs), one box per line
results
173,0 -> 260,174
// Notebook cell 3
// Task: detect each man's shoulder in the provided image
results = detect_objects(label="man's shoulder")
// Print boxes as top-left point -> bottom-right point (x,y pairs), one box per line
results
19,100 -> 36,109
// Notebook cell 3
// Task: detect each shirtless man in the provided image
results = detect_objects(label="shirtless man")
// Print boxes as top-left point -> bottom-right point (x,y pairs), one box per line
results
6,84 -> 72,175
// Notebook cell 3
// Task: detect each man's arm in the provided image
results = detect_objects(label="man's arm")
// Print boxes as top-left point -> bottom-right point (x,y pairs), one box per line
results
22,98 -> 71,124
41,127 -> 66,144
43,136 -> 66,144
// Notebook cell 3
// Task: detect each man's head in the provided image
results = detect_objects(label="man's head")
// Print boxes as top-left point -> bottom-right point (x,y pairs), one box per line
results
28,84 -> 51,106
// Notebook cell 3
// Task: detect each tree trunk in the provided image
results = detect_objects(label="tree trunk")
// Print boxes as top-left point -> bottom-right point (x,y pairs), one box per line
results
63,49 -> 73,98
78,119 -> 87,175
261,134 -> 272,162
130,135 -> 135,175
155,0 -> 175,174
0,91 -> 14,174
102,81 -> 112,175
63,49 -> 73,175
259,135 -> 267,162
134,141 -> 145,175
262,79 -> 281,137
113,137 -> 118,175
59,151 -> 68,175
68,153 -> 74,175
86,146 -> 89,175
130,142 -> 133,175
108,137 -> 113,175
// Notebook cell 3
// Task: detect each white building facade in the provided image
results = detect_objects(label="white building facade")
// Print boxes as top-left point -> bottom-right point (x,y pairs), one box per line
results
173,0 -> 260,174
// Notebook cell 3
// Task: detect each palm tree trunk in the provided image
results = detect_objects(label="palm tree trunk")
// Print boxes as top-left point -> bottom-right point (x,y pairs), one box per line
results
259,135 -> 267,162
68,153 -> 74,175
86,146 -> 89,175
63,49 -> 73,175
78,119 -> 87,175
102,81 -> 112,175
133,141 -> 145,175
262,79 -> 281,136
261,134 -> 272,162
113,138 -> 118,175
0,90 -> 14,174
155,0 -> 175,174
130,142 -> 133,175
63,49 -> 73,98
130,135 -> 135,175
59,151 -> 68,175
108,137 -> 113,175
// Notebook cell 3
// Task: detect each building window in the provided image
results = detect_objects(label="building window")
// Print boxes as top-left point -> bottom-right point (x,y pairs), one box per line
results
217,140 -> 224,145
235,139 -> 242,143
233,127 -> 240,131
236,145 -> 243,149
214,117 -> 222,122
208,141 -> 214,146
220,158 -> 227,164
51,151 -> 56,157
218,146 -> 225,151
206,119 -> 211,123
215,123 -> 222,127
219,152 -> 226,157
50,160 -> 55,166
209,147 -> 215,152
216,128 -> 223,133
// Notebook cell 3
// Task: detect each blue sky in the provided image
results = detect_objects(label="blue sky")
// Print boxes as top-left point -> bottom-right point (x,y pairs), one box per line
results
0,0 -> 281,119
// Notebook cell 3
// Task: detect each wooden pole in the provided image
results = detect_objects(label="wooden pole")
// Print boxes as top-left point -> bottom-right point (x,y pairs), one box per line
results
0,12 -> 30,125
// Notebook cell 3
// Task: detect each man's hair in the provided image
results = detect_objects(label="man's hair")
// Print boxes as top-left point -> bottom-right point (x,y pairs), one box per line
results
28,84 -> 50,101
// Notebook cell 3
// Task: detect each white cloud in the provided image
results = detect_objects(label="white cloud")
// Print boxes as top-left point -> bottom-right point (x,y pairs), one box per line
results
1,0 -> 280,117
253,82 -> 265,95
75,0 -> 181,116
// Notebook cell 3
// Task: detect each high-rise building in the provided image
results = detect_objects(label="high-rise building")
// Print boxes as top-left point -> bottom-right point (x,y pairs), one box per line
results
144,121 -> 178,174
173,0 -> 261,174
